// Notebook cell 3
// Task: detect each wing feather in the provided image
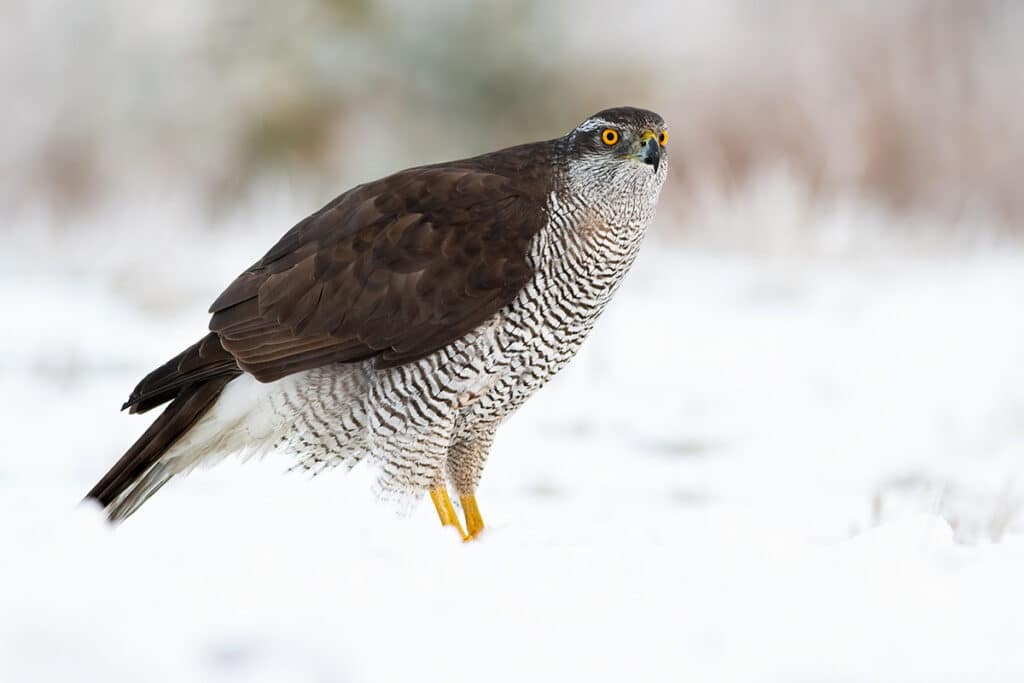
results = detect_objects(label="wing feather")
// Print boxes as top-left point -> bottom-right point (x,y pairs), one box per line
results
208,150 -> 551,382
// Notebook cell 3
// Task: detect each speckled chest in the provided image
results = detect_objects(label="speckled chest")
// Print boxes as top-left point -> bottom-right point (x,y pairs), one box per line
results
453,195 -> 652,429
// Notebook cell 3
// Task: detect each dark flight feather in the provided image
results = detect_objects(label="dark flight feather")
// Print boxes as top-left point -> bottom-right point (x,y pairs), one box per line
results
87,372 -> 237,507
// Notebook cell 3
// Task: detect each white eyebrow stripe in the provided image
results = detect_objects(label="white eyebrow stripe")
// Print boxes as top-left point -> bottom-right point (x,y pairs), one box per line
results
574,118 -> 616,133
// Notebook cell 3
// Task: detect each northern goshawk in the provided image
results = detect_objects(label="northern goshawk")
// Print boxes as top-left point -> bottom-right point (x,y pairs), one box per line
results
86,106 -> 669,540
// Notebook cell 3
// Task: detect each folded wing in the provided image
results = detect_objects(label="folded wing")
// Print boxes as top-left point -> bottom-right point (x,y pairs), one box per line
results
209,164 -> 547,382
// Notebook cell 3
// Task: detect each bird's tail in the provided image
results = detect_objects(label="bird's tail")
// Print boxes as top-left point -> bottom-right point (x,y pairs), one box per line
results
85,333 -> 241,522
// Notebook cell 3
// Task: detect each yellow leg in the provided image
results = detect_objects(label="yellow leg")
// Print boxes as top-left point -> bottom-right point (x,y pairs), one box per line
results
430,487 -> 467,539
460,494 -> 485,541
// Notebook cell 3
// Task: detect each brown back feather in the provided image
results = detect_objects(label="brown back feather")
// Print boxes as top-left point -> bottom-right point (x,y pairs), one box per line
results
208,141 -> 555,381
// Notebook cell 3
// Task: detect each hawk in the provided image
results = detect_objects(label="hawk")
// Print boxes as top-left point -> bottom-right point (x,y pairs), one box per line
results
86,107 -> 669,540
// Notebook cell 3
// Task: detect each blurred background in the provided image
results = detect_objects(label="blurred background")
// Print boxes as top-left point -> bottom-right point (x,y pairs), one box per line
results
6,0 -> 1024,235
3,3 -> 1024,680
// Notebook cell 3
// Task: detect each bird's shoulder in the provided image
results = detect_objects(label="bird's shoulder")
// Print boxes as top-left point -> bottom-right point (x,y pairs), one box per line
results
207,140 -> 559,381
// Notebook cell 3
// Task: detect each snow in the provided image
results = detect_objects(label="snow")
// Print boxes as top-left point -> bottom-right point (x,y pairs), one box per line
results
2,205 -> 1024,681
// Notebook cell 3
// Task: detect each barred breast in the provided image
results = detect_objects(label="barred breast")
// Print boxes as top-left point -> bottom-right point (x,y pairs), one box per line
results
247,187 -> 655,501
461,191 -> 650,418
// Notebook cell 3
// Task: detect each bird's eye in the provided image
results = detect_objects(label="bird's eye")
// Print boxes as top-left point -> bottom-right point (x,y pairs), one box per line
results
658,131 -> 668,146
601,129 -> 619,145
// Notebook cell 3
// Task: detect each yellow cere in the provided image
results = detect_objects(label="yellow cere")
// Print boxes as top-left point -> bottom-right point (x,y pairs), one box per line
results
640,130 -> 666,146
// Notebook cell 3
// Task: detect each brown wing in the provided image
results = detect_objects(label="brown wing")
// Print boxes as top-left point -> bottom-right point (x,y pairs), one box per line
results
208,159 -> 550,382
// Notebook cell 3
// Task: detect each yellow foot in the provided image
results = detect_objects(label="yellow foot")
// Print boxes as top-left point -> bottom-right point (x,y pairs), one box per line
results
460,494 -> 485,541
430,487 -> 467,539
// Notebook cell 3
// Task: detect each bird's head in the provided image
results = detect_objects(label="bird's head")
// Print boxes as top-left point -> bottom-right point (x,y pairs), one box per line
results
561,107 -> 669,214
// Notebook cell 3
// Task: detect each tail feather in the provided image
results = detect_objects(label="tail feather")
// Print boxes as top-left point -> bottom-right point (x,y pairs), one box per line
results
105,462 -> 175,523
86,333 -> 242,521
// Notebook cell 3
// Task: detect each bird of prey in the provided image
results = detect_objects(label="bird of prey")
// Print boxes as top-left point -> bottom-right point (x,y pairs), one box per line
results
86,106 -> 669,540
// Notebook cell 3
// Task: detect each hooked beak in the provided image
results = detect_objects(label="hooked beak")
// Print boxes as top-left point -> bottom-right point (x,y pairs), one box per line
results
640,133 -> 661,173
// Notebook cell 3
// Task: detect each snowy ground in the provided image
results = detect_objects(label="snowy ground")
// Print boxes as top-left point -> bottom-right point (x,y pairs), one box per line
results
2,207 -> 1024,681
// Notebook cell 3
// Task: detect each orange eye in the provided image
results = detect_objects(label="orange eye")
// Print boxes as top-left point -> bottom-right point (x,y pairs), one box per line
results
658,131 -> 668,146
601,128 -> 619,145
